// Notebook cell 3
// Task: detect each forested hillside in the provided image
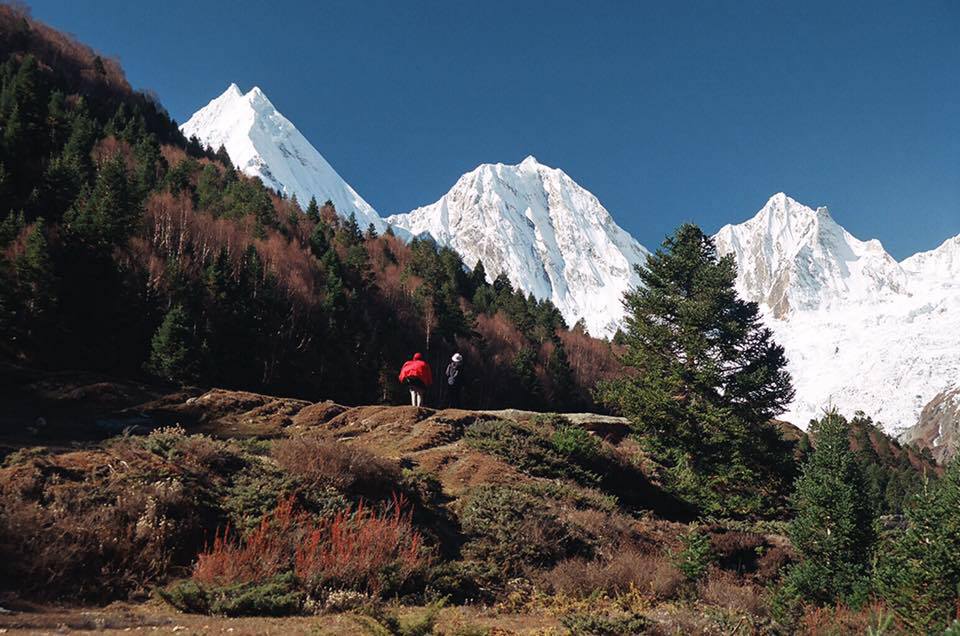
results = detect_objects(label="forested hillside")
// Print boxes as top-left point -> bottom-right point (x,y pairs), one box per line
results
0,4 -> 619,410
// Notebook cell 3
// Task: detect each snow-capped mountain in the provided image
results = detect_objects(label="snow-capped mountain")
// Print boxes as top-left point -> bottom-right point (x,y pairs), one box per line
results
180,84 -> 387,232
714,194 -> 960,436
901,234 -> 960,289
386,156 -> 651,337
713,193 -> 907,318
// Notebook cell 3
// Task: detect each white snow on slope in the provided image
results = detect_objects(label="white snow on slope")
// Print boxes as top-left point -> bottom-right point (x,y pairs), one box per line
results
180,84 -> 388,232
715,194 -> 960,434
386,156 -> 651,337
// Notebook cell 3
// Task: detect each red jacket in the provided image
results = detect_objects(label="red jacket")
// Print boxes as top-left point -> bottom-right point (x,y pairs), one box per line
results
399,353 -> 433,387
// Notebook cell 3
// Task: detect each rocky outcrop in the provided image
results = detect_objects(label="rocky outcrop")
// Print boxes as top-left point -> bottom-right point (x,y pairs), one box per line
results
901,385 -> 960,463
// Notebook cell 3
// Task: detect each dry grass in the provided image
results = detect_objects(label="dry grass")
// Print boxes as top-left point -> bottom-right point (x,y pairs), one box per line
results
800,602 -> 893,636
542,549 -> 684,601
271,436 -> 401,498
699,570 -> 767,617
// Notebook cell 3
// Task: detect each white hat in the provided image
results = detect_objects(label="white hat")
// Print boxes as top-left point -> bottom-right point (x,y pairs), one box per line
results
452,353 -> 463,362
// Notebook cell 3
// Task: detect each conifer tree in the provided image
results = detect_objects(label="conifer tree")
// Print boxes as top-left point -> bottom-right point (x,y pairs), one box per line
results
598,223 -> 794,515
546,337 -> 576,409
147,304 -> 199,383
305,196 -> 321,223
777,412 -> 874,611
15,218 -> 57,334
876,460 -> 960,633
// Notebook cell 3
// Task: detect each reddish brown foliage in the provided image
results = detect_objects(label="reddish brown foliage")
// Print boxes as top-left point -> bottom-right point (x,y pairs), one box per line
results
192,496 -> 427,594
559,329 -> 625,391
0,4 -> 130,95
294,495 -> 426,594
800,602 -> 891,636
193,498 -> 298,586
700,570 -> 767,616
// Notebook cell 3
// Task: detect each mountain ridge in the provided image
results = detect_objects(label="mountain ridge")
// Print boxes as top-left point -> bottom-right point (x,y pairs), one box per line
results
386,155 -> 651,337
180,84 -> 959,441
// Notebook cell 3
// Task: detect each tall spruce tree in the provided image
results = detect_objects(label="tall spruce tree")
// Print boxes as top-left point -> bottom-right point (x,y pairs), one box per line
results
598,223 -> 794,515
776,412 -> 875,614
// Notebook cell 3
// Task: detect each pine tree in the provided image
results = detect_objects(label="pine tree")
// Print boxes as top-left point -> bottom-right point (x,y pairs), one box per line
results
876,460 -> 960,633
305,196 -> 321,223
365,222 -> 378,240
598,224 -> 795,515
777,412 -> 874,613
546,337 -> 577,410
147,304 -> 199,383
14,218 -> 57,338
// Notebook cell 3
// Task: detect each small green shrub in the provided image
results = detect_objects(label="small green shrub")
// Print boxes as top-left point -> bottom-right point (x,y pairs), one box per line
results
671,526 -> 713,582
356,598 -> 446,636
161,572 -> 303,616
560,610 -> 649,636
552,424 -> 601,462
159,579 -> 209,614
464,419 -> 599,485
459,485 -> 578,577
209,572 -> 304,616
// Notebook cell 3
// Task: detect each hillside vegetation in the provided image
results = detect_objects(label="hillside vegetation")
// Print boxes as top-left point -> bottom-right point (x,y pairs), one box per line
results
0,3 -> 617,412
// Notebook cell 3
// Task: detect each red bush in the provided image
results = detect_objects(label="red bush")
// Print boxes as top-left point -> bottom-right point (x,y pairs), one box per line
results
192,495 -> 427,594
295,494 -> 426,594
193,497 -> 299,586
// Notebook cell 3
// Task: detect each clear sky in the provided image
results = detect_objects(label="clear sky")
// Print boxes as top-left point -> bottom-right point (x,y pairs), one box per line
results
24,0 -> 959,258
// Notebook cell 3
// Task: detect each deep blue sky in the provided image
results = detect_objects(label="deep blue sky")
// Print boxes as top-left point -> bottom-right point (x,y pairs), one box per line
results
25,0 -> 959,258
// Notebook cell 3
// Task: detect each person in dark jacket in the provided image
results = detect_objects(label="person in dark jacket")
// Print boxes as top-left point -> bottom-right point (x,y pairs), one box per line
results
445,352 -> 464,408
398,352 -> 432,407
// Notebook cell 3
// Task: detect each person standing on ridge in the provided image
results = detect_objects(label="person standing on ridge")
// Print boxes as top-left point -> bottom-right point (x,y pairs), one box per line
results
445,352 -> 464,408
399,353 -> 432,407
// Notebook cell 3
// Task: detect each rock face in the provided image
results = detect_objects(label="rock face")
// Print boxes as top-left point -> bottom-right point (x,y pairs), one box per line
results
387,156 -> 650,337
900,386 -> 960,463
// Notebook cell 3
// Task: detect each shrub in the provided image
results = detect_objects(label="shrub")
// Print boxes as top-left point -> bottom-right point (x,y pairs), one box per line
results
354,599 -> 445,636
671,526 -> 713,582
560,610 -> 649,636
192,495 -> 428,598
161,573 -> 303,617
459,485 -> 576,576
543,549 -> 683,600
463,420 -> 598,485
0,442 -> 223,601
271,436 -> 401,498
193,497 -> 298,586
700,571 -> 767,617
875,459 -> 960,633
551,424 -> 601,462
295,495 -> 428,596
799,603 -> 893,636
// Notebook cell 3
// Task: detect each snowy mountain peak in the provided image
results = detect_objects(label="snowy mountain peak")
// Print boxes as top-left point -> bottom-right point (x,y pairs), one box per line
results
387,157 -> 650,337
713,193 -> 907,317
180,84 -> 387,232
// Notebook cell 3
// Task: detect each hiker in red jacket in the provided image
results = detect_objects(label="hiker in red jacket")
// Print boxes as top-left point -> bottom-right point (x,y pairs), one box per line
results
398,352 -> 433,407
